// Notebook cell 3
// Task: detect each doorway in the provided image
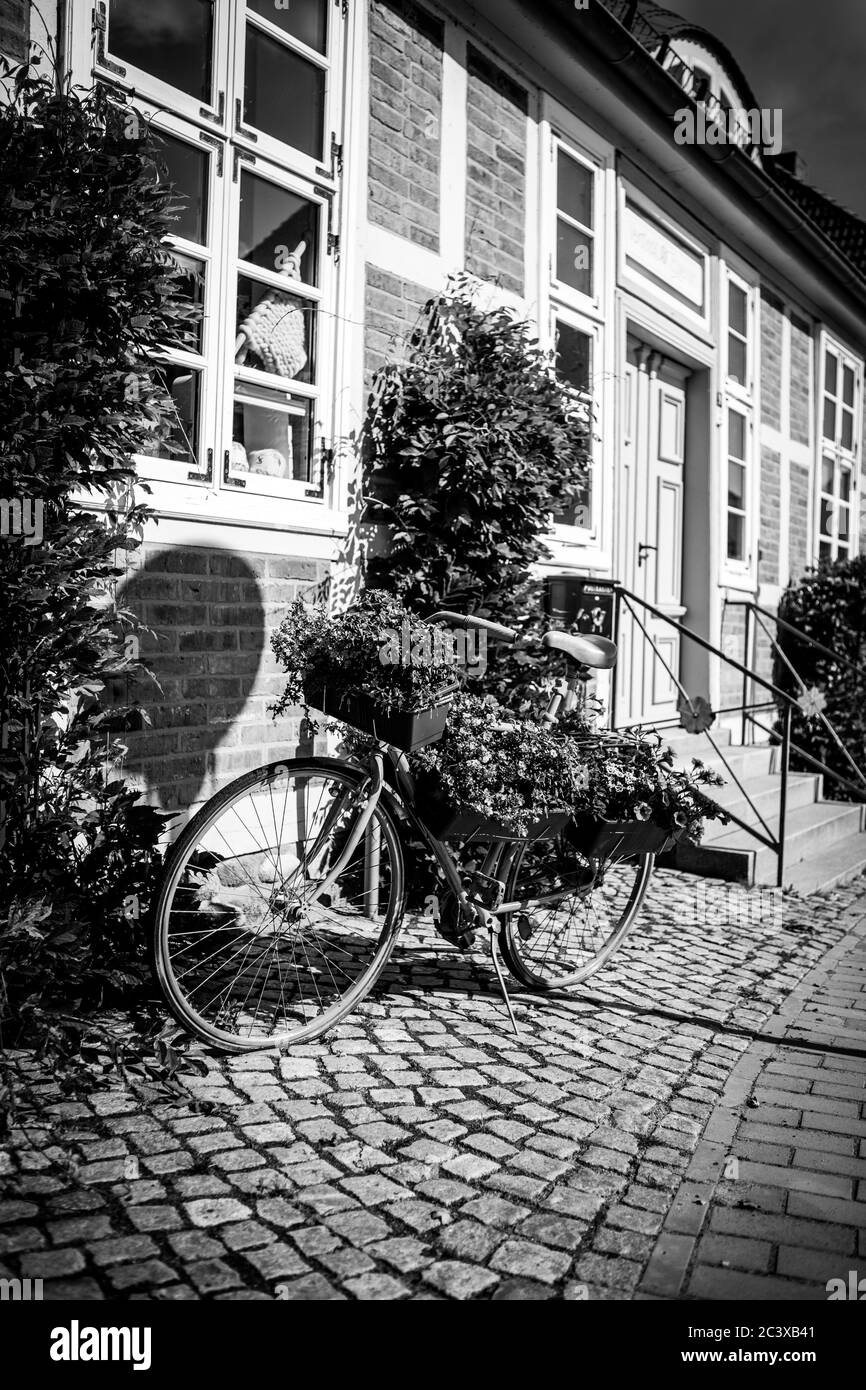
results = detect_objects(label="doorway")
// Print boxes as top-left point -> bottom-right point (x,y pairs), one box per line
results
616,336 -> 692,726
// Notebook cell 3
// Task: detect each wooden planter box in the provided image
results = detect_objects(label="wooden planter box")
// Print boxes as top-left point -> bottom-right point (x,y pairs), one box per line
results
306,684 -> 455,752
419,789 -> 572,844
568,816 -> 680,861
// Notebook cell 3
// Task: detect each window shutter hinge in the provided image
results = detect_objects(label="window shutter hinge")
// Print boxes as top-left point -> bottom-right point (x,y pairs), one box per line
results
337,0 -> 349,18
331,134 -> 344,178
328,231 -> 341,261
223,450 -> 246,489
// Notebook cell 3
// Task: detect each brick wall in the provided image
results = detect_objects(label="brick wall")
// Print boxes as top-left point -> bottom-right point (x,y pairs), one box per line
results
0,0 -> 28,60
759,445 -> 780,586
760,293 -> 783,431
368,0 -> 444,252
364,263 -> 432,383
119,545 -> 329,822
789,462 -> 811,581
789,315 -> 812,446
464,46 -> 528,296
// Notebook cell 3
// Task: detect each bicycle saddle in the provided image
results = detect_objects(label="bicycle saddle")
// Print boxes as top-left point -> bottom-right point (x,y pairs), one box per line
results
542,630 -> 618,670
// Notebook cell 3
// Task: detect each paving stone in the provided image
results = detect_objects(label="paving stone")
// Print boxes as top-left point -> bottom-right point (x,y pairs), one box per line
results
244,1242 -> 311,1280
184,1198 -> 252,1227
423,1260 -> 500,1300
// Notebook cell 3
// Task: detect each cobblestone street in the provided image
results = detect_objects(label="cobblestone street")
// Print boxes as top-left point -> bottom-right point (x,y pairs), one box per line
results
2,869 -> 865,1302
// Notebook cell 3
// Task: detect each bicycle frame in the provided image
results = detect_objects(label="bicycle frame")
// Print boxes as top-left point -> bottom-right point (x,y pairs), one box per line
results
301,666 -> 594,934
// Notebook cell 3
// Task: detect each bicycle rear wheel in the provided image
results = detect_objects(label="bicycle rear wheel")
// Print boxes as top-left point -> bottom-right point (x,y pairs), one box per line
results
498,839 -> 653,991
151,758 -> 405,1051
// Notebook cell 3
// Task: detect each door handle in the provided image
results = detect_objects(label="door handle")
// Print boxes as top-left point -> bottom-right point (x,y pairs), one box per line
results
637,543 -> 658,568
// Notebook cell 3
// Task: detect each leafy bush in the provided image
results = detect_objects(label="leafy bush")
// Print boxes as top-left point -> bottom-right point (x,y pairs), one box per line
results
272,590 -> 459,719
364,278 -> 591,613
0,62 -> 196,1045
774,557 -> 866,800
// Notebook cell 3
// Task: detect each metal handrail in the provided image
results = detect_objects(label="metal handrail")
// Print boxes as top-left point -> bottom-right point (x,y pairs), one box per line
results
730,597 -> 866,797
607,584 -> 866,887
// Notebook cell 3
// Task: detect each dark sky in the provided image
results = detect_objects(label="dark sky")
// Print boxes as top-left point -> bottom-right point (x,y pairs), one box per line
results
661,0 -> 866,220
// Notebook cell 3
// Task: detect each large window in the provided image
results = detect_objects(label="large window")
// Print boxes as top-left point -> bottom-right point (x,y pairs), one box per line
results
553,316 -> 594,530
726,407 -> 750,562
97,0 -> 343,505
818,340 -> 861,561
721,268 -> 757,579
552,141 -> 598,306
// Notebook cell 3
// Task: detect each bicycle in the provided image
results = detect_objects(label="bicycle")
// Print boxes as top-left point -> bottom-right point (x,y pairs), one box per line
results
151,614 -> 656,1052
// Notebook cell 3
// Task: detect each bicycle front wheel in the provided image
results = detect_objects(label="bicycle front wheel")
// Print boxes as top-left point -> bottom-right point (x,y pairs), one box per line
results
498,840 -> 654,991
152,758 -> 405,1051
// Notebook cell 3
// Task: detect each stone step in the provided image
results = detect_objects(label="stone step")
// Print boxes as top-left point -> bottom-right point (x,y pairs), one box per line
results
666,801 -> 866,887
708,770 -> 820,817
783,833 -> 866,895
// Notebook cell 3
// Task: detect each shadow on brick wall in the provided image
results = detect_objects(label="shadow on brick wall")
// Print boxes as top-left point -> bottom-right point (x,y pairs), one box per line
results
117,546 -> 312,820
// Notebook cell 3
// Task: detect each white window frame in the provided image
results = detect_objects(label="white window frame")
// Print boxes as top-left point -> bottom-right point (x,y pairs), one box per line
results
548,134 -> 605,319
548,307 -> 602,546
84,0 -> 347,529
722,402 -> 756,583
817,334 -> 862,563
724,269 -> 756,404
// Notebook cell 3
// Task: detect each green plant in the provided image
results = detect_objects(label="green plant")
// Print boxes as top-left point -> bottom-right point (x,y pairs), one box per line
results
0,61 -> 196,1044
774,557 -> 866,800
271,589 -> 459,721
409,693 -> 726,841
363,278 -> 591,613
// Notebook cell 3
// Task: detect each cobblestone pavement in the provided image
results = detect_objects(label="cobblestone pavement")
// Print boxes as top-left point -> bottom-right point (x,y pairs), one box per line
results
1,868 -> 864,1301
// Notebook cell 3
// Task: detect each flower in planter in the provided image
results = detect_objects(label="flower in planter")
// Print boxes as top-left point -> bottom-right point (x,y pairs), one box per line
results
409,694 -> 729,844
271,589 -> 459,724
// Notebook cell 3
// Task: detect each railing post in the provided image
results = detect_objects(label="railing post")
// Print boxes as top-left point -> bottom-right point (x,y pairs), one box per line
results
777,702 -> 791,889
610,586 -> 621,730
741,604 -> 751,747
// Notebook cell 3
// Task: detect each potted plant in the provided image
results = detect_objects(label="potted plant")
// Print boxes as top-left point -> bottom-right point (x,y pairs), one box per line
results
271,590 -> 459,751
408,694 -> 727,852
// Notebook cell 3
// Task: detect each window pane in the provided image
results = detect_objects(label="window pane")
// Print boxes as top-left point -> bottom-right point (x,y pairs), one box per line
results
839,505 -> 851,542
244,24 -> 325,159
141,364 -> 201,467
843,364 -> 856,407
728,462 -> 746,509
821,455 -> 835,493
728,282 -> 747,336
841,409 -> 854,452
172,254 -> 206,354
819,540 -> 833,561
557,151 -> 593,227
236,275 -> 314,383
728,334 -> 747,386
153,132 -> 209,245
727,512 -> 745,560
238,172 -> 320,284
108,0 -> 213,103
555,321 -> 592,393
840,466 -> 852,502
728,410 -> 746,460
556,220 -> 593,295
247,0 -> 327,54
823,398 -> 837,442
819,497 -> 834,538
825,351 -> 838,396
232,388 -> 313,482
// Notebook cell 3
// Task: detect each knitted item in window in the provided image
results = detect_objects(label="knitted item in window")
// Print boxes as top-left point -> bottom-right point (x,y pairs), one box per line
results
238,291 -> 307,380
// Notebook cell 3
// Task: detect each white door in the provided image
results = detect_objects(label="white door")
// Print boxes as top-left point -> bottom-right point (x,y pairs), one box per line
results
616,339 -> 689,727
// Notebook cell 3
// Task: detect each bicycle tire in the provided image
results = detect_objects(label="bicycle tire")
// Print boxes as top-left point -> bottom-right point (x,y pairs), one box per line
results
151,757 -> 406,1051
498,841 -> 654,991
